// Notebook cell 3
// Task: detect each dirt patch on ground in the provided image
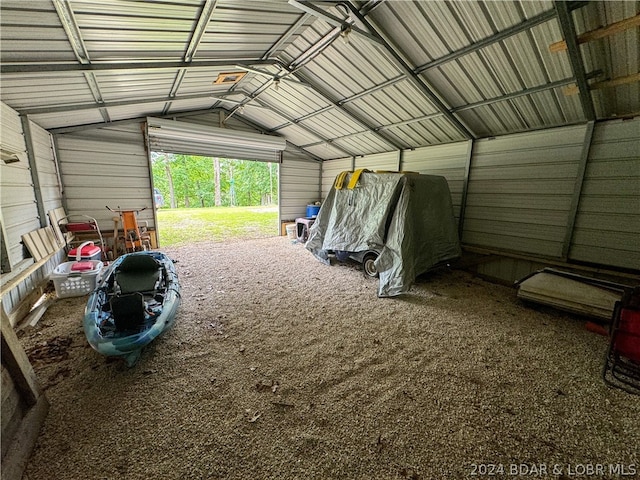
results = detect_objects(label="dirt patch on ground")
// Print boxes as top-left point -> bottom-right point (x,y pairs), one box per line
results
20,237 -> 640,479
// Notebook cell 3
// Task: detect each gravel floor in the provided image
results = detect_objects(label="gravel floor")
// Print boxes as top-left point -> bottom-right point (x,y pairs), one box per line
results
19,237 -> 640,480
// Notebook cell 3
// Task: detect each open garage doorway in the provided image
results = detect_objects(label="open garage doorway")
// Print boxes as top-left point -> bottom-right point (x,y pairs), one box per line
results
151,152 -> 279,246
146,117 -> 287,247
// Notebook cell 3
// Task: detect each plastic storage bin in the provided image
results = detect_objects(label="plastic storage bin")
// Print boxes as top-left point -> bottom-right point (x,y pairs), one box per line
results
51,260 -> 104,298
68,241 -> 102,261
306,204 -> 321,218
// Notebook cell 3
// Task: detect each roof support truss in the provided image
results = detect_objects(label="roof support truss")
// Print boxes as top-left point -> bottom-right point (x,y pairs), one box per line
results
414,9 -> 558,74
554,1 -> 596,121
344,1 -> 474,140
19,92 -> 245,115
51,0 -> 109,122
0,59 -> 274,74
163,0 -> 219,115
253,98 -> 354,158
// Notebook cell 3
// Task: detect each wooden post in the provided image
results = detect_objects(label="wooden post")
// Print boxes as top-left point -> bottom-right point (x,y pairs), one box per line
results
112,216 -> 120,258
1,302 -> 50,480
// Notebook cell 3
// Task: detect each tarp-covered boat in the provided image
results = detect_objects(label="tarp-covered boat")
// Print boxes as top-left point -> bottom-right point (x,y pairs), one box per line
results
306,170 -> 461,297
84,251 -> 180,366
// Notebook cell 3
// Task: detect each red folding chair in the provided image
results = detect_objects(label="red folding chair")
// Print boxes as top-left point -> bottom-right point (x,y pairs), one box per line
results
58,214 -> 106,261
603,287 -> 640,395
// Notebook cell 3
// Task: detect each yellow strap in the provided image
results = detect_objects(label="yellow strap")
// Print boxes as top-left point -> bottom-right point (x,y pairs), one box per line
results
347,168 -> 369,189
334,171 -> 350,190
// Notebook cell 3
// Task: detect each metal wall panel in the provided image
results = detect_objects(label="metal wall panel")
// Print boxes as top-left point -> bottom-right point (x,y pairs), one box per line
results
1,102 -> 26,154
474,256 -> 549,285
321,157 -> 352,200
55,123 -> 154,230
0,102 -> 39,270
29,120 -> 63,215
354,151 -> 399,172
462,124 -> 587,257
570,118 -> 640,270
28,110 -> 105,131
279,149 -> 321,222
402,141 -> 470,220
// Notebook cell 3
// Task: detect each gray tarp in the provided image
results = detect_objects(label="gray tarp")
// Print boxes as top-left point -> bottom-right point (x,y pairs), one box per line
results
306,172 -> 461,297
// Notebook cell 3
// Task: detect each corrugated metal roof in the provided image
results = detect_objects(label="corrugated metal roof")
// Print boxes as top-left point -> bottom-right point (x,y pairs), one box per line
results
1,0 -> 637,160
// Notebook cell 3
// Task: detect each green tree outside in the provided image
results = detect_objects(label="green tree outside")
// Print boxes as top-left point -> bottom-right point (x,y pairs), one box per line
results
151,153 -> 278,209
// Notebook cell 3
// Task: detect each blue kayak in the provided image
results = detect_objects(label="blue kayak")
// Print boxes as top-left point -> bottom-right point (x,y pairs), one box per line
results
83,251 -> 180,367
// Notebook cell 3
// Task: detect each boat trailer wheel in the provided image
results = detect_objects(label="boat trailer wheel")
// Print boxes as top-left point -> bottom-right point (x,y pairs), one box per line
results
362,252 -> 379,278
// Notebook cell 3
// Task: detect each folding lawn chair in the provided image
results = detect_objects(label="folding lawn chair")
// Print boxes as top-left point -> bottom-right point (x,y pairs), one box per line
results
603,287 -> 640,395
58,214 -> 106,261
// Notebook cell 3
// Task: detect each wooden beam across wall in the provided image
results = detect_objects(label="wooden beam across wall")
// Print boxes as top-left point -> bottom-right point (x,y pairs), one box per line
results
563,73 -> 640,95
549,14 -> 640,52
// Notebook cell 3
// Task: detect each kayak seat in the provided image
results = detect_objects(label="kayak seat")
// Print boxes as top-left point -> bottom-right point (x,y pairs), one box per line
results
115,254 -> 161,294
111,292 -> 145,331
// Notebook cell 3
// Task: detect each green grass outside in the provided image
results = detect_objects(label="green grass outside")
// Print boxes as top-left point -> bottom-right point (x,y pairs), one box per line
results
156,205 -> 279,247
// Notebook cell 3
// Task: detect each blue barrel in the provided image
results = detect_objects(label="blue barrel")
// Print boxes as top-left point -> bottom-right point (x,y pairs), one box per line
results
306,204 -> 320,218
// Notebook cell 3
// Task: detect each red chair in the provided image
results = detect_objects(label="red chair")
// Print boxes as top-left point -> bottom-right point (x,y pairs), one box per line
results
603,287 -> 640,395
58,215 -> 106,261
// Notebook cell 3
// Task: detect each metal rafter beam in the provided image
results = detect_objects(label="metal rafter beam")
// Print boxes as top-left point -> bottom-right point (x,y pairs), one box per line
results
232,2 -> 405,151
251,98 -> 355,158
271,4 -> 586,134
51,0 -> 110,122
19,92 -> 244,115
262,13 -> 311,60
289,24 -> 342,71
224,76 -> 278,121
414,9 -> 558,74
184,0 -> 218,62
163,1 -> 218,116
270,75 -> 404,131
0,59 -> 274,74
289,70 -> 405,151
51,0 -> 90,64
49,117 -> 149,135
228,108 -> 324,163
345,1 -> 474,140
287,0 -> 383,46
554,1 -> 596,121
